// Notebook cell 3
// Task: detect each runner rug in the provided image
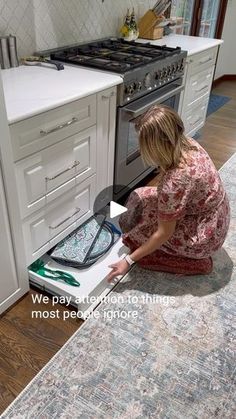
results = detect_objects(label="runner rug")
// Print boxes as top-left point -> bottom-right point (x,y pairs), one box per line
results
2,154 -> 236,418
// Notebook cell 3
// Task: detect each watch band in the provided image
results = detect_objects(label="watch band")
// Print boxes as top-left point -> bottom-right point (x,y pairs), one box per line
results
125,254 -> 135,266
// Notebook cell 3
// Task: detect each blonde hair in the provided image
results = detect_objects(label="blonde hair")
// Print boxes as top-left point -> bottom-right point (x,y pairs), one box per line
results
135,105 -> 196,172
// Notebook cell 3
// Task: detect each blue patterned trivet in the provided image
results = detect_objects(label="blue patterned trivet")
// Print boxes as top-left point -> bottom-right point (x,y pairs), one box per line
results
49,216 -> 121,268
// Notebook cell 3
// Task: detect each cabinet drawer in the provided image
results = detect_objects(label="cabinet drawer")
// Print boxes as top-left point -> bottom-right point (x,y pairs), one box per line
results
29,229 -> 128,319
184,97 -> 208,136
187,46 -> 218,74
10,95 -> 96,161
15,126 -> 96,219
23,175 -> 96,265
183,66 -> 214,109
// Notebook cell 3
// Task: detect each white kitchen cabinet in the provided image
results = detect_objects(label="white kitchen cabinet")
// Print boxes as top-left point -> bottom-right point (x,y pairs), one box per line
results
23,175 -> 96,265
4,83 -> 127,317
28,86 -> 127,318
179,45 -> 218,136
0,72 -> 29,314
0,165 -> 19,312
0,62 -> 123,314
10,95 -> 96,162
15,126 -> 96,218
182,66 -> 215,110
184,97 -> 208,135
187,47 -> 218,74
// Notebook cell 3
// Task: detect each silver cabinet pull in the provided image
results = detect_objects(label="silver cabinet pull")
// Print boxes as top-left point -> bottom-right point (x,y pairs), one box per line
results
40,117 -> 78,136
102,91 -> 115,100
49,208 -> 81,230
45,160 -> 80,181
199,57 -> 213,64
196,84 -> 209,92
190,117 -> 202,126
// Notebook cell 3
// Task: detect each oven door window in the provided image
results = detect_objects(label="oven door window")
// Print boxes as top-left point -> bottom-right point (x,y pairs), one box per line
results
127,96 -> 176,164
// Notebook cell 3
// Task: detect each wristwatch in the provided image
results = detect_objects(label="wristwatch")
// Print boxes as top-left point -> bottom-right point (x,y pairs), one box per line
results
125,254 -> 136,266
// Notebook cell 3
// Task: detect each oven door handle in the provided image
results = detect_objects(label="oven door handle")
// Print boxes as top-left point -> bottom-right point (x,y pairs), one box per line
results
124,85 -> 184,118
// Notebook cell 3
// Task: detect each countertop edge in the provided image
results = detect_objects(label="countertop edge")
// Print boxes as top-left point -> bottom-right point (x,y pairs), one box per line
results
186,40 -> 223,56
137,36 -> 223,56
7,77 -> 123,125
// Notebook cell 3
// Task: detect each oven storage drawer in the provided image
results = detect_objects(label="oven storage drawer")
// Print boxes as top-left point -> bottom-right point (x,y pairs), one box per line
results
10,94 -> 96,161
15,126 -> 96,219
184,96 -> 208,136
187,46 -> 218,74
23,175 -> 96,265
183,66 -> 214,109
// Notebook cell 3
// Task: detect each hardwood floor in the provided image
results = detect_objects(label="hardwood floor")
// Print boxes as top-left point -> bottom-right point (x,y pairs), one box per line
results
198,81 -> 236,169
0,80 -> 236,415
0,289 -> 83,414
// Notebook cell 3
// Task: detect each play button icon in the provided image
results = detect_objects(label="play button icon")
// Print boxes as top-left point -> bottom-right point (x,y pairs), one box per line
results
110,201 -> 127,219
93,184 -> 143,228
93,184 -> 131,223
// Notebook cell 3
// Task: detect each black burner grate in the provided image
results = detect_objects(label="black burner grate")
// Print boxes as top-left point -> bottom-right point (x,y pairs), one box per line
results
51,38 -> 182,74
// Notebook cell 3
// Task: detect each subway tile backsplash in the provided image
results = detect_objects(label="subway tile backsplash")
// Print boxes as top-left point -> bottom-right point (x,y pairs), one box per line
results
0,0 -> 153,57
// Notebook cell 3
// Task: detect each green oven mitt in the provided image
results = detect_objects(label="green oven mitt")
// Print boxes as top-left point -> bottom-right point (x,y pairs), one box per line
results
29,259 -> 80,287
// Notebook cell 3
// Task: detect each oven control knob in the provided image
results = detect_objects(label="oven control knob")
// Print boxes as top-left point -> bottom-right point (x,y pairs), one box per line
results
137,81 -> 142,91
144,73 -> 152,89
171,63 -> 177,73
129,83 -> 135,94
125,83 -> 135,95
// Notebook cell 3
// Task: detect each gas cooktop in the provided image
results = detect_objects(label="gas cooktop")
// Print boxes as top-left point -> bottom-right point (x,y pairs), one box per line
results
44,38 -> 187,106
50,38 -> 182,74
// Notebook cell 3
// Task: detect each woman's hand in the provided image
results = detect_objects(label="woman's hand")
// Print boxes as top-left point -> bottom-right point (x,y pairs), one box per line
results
107,259 -> 130,282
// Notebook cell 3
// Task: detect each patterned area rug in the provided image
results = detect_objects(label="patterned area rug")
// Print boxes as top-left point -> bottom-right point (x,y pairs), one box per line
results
207,93 -> 231,117
2,155 -> 236,419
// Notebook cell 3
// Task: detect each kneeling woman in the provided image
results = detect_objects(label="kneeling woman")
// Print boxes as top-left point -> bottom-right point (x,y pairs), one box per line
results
107,105 -> 230,281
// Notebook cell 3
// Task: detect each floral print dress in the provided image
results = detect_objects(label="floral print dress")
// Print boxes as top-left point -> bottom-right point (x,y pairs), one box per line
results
119,139 -> 230,275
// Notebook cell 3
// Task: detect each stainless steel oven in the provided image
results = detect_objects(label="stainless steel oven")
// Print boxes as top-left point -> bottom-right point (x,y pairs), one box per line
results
47,38 -> 187,200
114,78 -> 183,198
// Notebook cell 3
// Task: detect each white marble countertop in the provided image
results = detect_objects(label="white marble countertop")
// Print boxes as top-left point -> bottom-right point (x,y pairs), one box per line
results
1,65 -> 123,124
137,34 -> 223,56
2,34 -> 222,124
